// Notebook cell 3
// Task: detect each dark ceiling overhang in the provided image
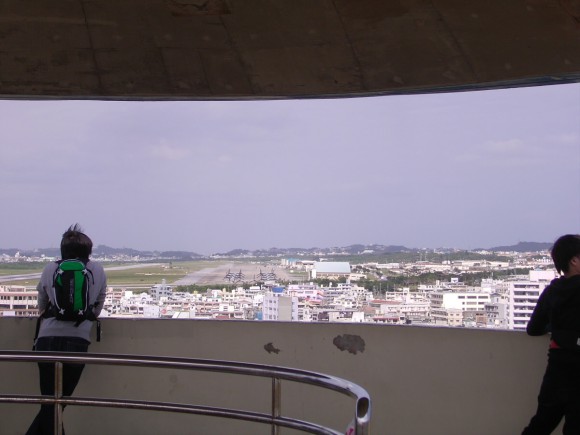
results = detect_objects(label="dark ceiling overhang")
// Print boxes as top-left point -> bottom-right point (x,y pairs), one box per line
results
1,0 -> 579,100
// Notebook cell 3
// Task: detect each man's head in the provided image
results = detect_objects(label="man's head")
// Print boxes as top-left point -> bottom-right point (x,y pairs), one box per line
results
60,224 -> 93,260
551,234 -> 580,277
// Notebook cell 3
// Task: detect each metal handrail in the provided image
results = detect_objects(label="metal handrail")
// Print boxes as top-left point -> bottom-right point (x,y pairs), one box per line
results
0,351 -> 371,435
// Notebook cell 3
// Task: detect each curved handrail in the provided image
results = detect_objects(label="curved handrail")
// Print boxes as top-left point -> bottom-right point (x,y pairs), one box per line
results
0,351 -> 371,435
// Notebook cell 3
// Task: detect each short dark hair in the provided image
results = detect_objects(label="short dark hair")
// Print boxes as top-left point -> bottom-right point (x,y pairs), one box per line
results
60,224 -> 93,260
551,234 -> 580,275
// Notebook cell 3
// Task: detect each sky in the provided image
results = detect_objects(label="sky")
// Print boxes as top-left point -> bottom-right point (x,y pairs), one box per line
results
1,83 -> 579,255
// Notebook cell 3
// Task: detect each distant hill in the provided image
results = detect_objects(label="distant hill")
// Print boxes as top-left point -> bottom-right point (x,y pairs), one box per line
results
0,245 -> 203,260
214,242 -> 555,257
216,244 -> 414,257
92,245 -> 143,257
92,245 -> 203,260
1,241 -> 554,260
0,248 -> 60,257
0,248 -> 22,256
488,241 -> 551,252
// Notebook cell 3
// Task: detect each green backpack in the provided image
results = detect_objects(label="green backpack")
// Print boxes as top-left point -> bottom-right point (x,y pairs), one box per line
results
50,259 -> 95,323
34,259 -> 102,349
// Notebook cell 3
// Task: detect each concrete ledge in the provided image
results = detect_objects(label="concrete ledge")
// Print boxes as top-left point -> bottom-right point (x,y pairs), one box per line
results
0,317 -> 553,434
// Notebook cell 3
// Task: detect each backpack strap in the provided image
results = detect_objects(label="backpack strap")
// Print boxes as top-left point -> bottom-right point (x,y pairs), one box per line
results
96,319 -> 102,342
32,315 -> 42,350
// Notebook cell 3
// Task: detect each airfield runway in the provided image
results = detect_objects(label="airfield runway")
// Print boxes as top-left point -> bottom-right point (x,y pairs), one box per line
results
1,262 -> 295,286
0,263 -> 163,284
173,262 -> 294,286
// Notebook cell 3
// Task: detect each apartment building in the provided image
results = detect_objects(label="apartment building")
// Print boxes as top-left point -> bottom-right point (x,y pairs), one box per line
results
507,270 -> 556,330
150,279 -> 173,300
429,291 -> 491,312
262,287 -> 298,321
484,293 -> 509,329
287,283 -> 323,302
431,307 -> 463,327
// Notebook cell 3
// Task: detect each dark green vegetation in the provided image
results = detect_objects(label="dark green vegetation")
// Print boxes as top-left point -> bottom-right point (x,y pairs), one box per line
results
176,284 -> 233,293
324,251 -> 513,264
355,268 -> 533,293
228,251 -> 514,265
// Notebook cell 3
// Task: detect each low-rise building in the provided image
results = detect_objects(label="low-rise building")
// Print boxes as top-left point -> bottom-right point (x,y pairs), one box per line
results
310,262 -> 350,279
431,307 -> 463,327
262,287 -> 298,321
150,279 -> 172,300
0,285 -> 38,317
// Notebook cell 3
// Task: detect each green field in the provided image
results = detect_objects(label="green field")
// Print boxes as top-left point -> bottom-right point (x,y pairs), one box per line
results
0,263 -> 45,276
0,261 -> 146,277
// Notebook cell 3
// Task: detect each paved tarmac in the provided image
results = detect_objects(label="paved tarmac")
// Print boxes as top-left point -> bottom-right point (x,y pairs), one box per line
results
1,262 -> 294,286
173,262 -> 293,285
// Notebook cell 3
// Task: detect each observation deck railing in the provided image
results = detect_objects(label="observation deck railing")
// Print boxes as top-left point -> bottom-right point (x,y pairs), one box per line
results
0,351 -> 371,435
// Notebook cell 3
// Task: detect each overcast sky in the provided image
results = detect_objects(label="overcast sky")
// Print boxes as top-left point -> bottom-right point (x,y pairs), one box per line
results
1,83 -> 579,254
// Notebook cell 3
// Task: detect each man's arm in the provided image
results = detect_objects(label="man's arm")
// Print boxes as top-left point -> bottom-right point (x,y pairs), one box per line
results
526,287 -> 551,336
36,266 -> 53,313
90,262 -> 107,317
94,279 -> 107,317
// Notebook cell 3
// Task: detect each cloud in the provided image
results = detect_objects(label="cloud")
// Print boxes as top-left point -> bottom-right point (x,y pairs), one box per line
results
483,138 -> 526,154
147,141 -> 190,160
1,84 -> 579,253
549,133 -> 579,145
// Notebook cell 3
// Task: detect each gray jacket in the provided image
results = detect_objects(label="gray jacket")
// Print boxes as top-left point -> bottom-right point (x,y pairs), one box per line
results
37,259 -> 107,343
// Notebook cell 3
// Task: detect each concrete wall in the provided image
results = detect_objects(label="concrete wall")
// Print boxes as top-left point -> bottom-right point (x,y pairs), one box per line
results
0,317 -> 555,434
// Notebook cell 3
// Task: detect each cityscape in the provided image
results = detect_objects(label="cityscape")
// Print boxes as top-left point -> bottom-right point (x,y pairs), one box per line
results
0,242 -> 558,331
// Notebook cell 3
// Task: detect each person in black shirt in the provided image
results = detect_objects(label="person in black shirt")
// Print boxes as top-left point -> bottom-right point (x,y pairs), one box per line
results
522,234 -> 580,435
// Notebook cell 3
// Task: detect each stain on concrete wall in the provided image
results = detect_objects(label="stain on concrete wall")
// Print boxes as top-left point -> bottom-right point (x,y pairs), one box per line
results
333,334 -> 365,355
264,342 -> 280,354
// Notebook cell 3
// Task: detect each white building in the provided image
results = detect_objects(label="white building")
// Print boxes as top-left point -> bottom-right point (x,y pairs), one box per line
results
0,285 -> 38,317
508,270 -> 556,330
296,300 -> 315,322
321,283 -> 371,308
104,287 -> 124,315
287,283 -> 323,302
429,291 -> 491,312
328,310 -> 365,322
143,304 -> 161,318
262,287 -> 298,321
310,262 -> 350,279
369,295 -> 430,323
484,293 -> 508,329
150,279 -> 173,300
431,307 -> 463,327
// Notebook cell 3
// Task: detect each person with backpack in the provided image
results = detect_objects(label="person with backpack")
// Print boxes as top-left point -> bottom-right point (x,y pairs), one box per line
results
522,234 -> 580,434
26,224 -> 107,435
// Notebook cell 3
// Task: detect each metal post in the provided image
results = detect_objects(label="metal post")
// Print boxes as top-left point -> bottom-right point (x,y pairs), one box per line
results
54,361 -> 63,435
355,397 -> 371,435
271,377 -> 281,435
